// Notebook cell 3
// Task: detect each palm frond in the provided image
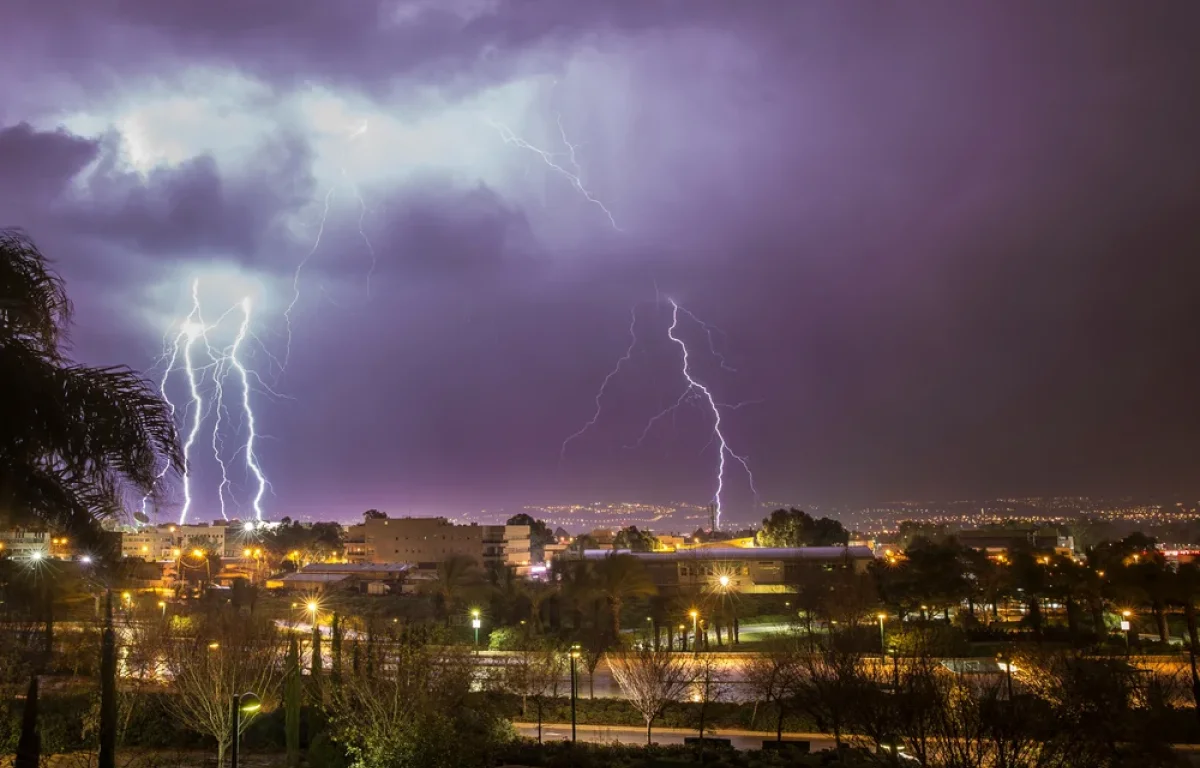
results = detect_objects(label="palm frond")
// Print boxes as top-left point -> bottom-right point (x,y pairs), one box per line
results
0,228 -> 71,355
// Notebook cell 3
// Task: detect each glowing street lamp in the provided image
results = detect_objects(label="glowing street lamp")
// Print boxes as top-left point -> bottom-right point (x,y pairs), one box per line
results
569,644 -> 581,742
877,612 -> 888,654
229,691 -> 262,768
718,574 -> 730,589
471,609 -> 482,647
689,609 -> 700,656
158,600 -> 167,618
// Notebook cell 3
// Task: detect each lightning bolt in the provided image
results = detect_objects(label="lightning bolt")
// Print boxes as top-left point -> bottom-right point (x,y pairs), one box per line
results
177,282 -> 208,525
560,307 -> 638,461
283,119 -> 374,368
665,299 -> 757,531
487,116 -> 621,231
228,298 -> 271,520
143,280 -> 283,525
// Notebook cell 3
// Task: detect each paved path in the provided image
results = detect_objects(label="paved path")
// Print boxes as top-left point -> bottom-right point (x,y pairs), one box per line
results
512,722 -> 837,752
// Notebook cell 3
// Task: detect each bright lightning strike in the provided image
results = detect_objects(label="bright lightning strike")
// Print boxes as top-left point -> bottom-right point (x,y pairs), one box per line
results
228,298 -> 271,520
487,117 -> 621,231
560,307 -> 638,461
665,299 -> 757,531
145,281 -> 281,525
177,283 -> 208,525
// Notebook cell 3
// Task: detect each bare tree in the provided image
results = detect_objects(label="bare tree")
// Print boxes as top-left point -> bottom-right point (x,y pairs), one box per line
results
744,636 -> 801,741
164,614 -> 282,765
500,641 -> 566,742
607,646 -> 695,744
690,653 -> 730,757
791,633 -> 864,747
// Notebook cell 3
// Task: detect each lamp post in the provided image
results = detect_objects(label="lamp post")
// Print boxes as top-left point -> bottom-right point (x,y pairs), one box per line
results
471,609 -> 482,647
158,601 -> 167,619
877,613 -> 887,655
569,644 -> 580,743
1121,610 -> 1133,654
229,691 -> 261,768
689,610 -> 699,657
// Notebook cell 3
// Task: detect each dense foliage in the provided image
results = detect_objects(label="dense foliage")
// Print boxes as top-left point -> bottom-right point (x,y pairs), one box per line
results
756,508 -> 849,548
0,228 -> 181,545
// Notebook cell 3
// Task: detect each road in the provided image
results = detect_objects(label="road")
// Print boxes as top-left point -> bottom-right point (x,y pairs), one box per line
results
513,722 -> 837,752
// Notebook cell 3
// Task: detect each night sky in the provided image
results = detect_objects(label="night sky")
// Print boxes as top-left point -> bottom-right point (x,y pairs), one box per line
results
4,2 -> 1200,526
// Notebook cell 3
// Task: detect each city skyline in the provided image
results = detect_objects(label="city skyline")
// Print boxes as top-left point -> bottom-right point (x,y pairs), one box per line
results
4,2 -> 1200,525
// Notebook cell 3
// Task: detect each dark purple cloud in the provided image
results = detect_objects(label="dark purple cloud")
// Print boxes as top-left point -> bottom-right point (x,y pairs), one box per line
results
3,2 -> 1200,526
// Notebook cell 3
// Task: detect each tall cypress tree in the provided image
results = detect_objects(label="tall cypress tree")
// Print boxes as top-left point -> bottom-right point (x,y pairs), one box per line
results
311,623 -> 323,680
98,591 -> 117,768
14,675 -> 40,768
330,613 -> 342,683
285,636 -> 301,768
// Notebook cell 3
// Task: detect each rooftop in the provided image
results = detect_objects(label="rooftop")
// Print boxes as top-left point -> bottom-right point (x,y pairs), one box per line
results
580,546 -> 875,561
299,562 -> 411,574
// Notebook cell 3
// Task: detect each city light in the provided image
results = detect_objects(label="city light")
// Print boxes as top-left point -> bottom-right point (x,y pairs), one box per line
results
718,574 -> 730,588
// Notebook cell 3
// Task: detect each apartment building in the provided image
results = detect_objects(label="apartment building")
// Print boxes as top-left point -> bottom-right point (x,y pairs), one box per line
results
361,517 -> 532,573
483,524 -> 532,575
0,528 -> 49,559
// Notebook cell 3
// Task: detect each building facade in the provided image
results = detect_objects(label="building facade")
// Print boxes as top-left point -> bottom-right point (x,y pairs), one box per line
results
362,517 -> 484,569
483,524 -> 532,575
0,528 -> 49,559
579,545 -> 876,595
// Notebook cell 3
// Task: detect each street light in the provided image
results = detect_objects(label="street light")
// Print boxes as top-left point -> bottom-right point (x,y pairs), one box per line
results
471,609 -> 482,647
877,613 -> 887,655
229,691 -> 262,768
689,609 -> 700,656
718,574 -> 730,588
569,644 -> 581,743
158,601 -> 167,618
1121,610 -> 1133,653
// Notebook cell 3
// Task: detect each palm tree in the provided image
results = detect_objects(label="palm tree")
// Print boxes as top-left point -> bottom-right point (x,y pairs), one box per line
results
593,554 -> 656,638
522,581 -> 558,634
428,554 -> 483,624
0,229 -> 180,545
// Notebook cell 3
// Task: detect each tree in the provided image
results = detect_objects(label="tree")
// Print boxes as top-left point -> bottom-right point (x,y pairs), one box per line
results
0,229 -> 181,543
506,513 -> 555,563
323,633 -> 503,768
744,636 -> 801,741
607,646 -> 695,744
331,612 -> 343,682
14,675 -> 39,768
165,614 -> 282,764
363,509 -> 387,521
691,653 -> 730,754
613,526 -> 660,553
98,592 -> 117,768
756,508 -> 849,548
285,635 -> 302,768
593,553 -> 657,637
427,554 -> 484,625
499,641 -> 565,742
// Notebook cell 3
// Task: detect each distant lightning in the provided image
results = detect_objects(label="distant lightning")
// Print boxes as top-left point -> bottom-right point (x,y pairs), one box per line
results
675,304 -> 737,373
664,299 -> 756,531
283,119 -> 375,369
562,297 -> 758,531
560,307 -> 638,461
487,117 -> 621,231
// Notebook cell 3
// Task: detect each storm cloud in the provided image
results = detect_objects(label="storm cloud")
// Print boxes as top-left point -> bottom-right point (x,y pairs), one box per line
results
3,1 -> 1200,524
